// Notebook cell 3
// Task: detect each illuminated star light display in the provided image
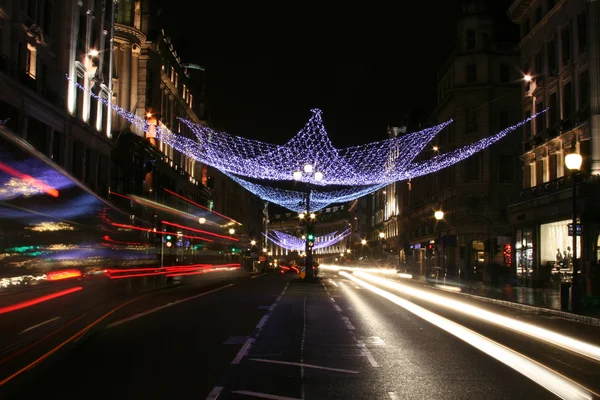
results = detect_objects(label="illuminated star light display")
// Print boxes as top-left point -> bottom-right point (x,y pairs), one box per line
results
69,76 -> 546,212
264,228 -> 351,252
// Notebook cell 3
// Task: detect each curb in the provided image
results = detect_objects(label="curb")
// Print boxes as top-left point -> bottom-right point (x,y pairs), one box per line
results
434,286 -> 600,327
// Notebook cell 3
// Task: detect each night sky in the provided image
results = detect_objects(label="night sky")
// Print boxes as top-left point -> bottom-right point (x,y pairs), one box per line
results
157,1 -> 515,146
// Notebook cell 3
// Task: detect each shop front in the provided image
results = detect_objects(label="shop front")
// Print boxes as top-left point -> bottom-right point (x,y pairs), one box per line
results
514,220 -> 582,288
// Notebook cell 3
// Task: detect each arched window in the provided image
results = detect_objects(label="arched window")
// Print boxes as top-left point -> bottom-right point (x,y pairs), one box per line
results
466,29 -> 476,50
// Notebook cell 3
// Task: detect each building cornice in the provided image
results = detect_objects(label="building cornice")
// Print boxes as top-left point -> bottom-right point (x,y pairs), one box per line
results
508,0 -> 536,22
114,23 -> 146,45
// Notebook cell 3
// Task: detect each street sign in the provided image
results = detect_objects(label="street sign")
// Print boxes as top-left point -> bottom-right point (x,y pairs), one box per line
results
568,223 -> 583,236
300,266 -> 306,279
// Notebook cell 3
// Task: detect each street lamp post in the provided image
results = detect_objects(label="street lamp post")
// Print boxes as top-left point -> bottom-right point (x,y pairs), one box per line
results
565,152 -> 582,312
434,211 -> 444,271
293,164 -> 323,281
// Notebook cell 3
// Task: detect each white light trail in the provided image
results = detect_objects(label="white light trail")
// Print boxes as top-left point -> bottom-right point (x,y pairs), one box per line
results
341,272 -> 594,400
354,271 -> 600,363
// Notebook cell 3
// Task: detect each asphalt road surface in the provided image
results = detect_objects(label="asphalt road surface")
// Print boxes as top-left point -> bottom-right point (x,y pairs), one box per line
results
2,270 -> 599,399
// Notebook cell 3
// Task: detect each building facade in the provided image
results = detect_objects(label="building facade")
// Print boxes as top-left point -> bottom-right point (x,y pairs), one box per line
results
1,0 -> 114,197
399,2 -> 522,283
507,0 -> 600,294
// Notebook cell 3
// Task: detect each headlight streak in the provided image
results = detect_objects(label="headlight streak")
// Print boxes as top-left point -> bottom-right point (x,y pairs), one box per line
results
354,271 -> 600,364
340,272 -> 593,400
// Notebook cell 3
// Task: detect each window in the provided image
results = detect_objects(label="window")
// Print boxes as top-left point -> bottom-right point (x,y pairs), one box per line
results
579,70 -> 589,110
549,153 -> 558,181
535,159 -> 544,185
42,0 -> 52,36
466,64 -> 477,83
115,0 -> 133,25
498,155 -> 513,182
77,13 -> 86,57
534,52 -> 542,75
522,19 -> 530,38
535,6 -> 542,24
500,64 -> 509,84
499,110 -> 509,128
577,13 -> 587,54
464,154 -> 480,181
466,29 -> 476,50
561,27 -> 571,65
563,82 -> 572,119
27,117 -> 48,155
524,164 -> 532,188
549,92 -> 558,127
536,101 -> 545,135
72,140 -> 85,180
547,40 -> 556,74
524,110 -> 532,139
52,131 -> 63,165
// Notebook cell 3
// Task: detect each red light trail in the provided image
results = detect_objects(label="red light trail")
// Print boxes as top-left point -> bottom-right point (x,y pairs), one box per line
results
0,287 -> 83,315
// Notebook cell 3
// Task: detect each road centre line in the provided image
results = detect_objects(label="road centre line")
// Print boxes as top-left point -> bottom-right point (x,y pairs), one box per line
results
20,317 -> 61,334
106,284 -> 234,329
356,340 -> 379,367
230,390 -> 301,400
231,338 -> 255,364
205,386 -> 223,400
249,358 -> 360,374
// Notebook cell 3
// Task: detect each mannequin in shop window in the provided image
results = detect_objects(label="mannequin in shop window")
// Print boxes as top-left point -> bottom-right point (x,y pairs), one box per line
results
556,248 -> 563,271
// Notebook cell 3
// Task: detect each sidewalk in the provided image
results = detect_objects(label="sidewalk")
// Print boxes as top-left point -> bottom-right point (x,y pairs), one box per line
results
424,277 -> 600,325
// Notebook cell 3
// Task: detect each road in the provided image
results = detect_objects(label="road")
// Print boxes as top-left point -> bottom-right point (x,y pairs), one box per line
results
2,268 -> 599,399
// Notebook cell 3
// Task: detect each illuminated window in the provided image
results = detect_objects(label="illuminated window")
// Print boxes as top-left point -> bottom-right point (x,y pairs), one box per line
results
26,43 -> 37,78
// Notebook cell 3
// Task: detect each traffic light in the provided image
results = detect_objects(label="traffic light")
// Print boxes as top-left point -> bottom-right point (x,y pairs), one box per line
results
165,235 -> 173,248
307,233 -> 315,248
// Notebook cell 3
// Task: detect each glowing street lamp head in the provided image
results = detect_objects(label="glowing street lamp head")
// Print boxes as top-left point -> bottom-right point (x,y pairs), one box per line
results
434,210 -> 444,220
379,232 -> 385,238
263,248 -> 268,252
229,228 -> 235,235
523,74 -> 532,82
361,239 -> 367,245
346,249 -> 351,253
88,49 -> 99,57
251,240 -> 256,246
565,153 -> 583,171
198,217 -> 206,224
299,213 -> 305,219
303,164 -> 313,173
293,170 -> 302,180
432,146 -> 439,152
314,171 -> 323,181
310,213 -> 316,219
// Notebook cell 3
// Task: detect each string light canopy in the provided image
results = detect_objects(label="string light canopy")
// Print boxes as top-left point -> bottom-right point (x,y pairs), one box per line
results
69,76 -> 546,212
264,228 -> 351,252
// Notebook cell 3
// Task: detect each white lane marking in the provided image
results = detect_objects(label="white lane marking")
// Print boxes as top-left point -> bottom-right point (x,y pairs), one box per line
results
342,272 -> 596,400
388,392 -> 399,400
333,304 -> 342,312
256,315 -> 269,330
231,338 -> 255,364
107,284 -> 234,329
251,274 -> 266,279
205,386 -> 223,400
328,279 -> 339,287
19,317 -> 61,334
249,358 -> 359,374
356,340 -> 379,367
330,297 -> 336,303
230,390 -> 301,400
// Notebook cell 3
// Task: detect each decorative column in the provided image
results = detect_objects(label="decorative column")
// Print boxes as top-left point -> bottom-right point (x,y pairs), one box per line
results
118,43 -> 132,126
589,0 -> 600,175
130,43 -> 140,135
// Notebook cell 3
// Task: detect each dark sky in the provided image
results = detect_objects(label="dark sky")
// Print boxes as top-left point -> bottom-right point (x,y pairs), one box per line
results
157,1 -> 515,146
